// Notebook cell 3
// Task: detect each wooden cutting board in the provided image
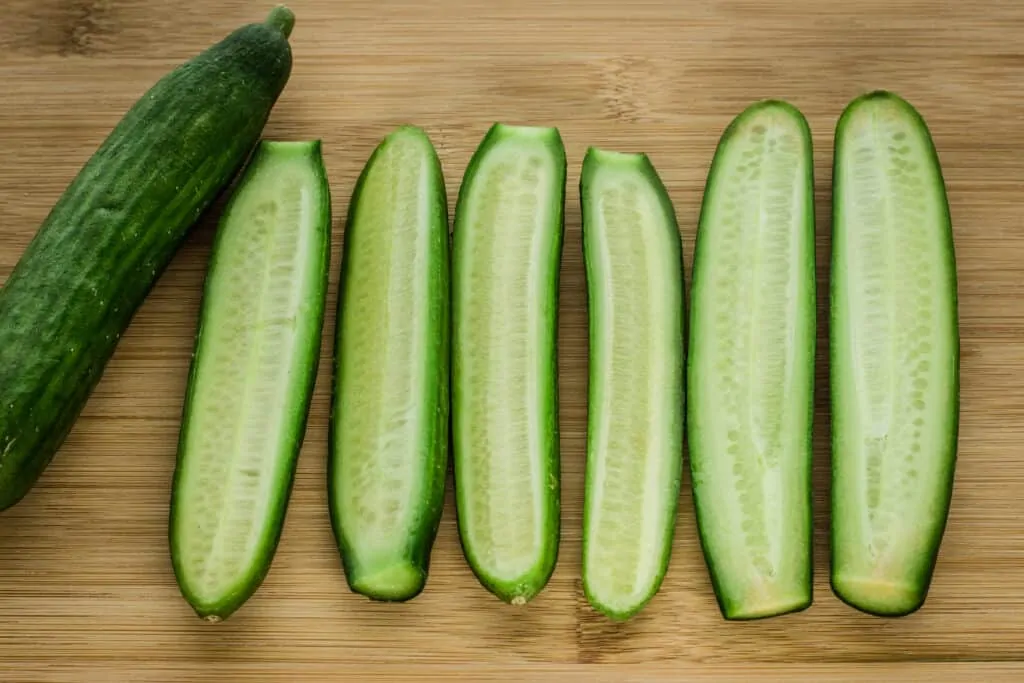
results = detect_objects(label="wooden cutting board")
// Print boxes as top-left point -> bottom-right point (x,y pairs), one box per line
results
2,0 -> 1023,680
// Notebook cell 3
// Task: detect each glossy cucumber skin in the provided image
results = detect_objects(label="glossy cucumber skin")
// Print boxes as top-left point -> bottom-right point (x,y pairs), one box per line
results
451,123 -> 566,604
170,140 -> 332,622
328,126 -> 451,602
0,12 -> 293,511
687,100 -> 816,620
579,148 -> 686,621
830,91 -> 960,617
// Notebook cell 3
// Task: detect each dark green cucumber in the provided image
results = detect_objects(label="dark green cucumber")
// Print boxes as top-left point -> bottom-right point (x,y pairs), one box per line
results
452,123 -> 566,605
830,91 -> 959,617
688,100 -> 816,620
170,140 -> 331,622
580,148 -> 686,621
329,126 -> 450,601
0,7 -> 295,511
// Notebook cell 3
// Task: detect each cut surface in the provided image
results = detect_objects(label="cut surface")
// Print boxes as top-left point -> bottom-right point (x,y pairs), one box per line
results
831,92 -> 959,616
172,141 -> 329,614
580,149 -> 684,620
688,101 -> 815,619
331,126 -> 449,599
452,124 -> 565,601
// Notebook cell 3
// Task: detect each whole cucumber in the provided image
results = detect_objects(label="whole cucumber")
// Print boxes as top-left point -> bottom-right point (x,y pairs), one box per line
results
0,6 -> 296,511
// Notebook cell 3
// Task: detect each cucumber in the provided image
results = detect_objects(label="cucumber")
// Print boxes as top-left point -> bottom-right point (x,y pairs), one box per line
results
328,126 -> 450,601
170,139 -> 331,622
687,100 -> 816,620
579,148 -> 686,621
451,123 -> 566,604
0,7 -> 295,512
830,91 -> 959,617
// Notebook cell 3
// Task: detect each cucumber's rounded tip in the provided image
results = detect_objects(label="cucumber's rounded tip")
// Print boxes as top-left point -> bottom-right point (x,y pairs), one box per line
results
202,614 -> 224,624
831,574 -> 925,617
265,5 -> 296,38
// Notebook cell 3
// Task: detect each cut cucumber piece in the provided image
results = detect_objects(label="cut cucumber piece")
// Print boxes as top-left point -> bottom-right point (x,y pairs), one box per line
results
451,123 -> 566,604
580,148 -> 686,621
170,140 -> 331,622
830,91 -> 959,617
687,100 -> 816,620
329,126 -> 450,602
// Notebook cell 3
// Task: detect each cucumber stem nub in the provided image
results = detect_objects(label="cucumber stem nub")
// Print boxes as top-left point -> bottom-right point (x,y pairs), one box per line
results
265,5 -> 296,38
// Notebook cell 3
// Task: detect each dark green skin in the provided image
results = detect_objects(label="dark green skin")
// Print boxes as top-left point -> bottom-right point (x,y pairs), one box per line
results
0,10 -> 294,511
328,126 -> 451,601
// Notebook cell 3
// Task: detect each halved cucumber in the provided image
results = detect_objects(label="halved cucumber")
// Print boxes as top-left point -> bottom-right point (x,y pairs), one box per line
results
329,126 -> 450,601
830,91 -> 959,617
451,123 -> 566,604
579,148 -> 686,621
170,140 -> 331,621
687,101 -> 816,620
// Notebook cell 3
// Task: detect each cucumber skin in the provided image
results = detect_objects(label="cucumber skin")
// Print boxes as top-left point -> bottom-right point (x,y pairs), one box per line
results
829,91 -> 960,618
328,126 -> 451,602
170,140 -> 332,622
0,13 -> 293,511
451,123 -> 566,604
579,148 -> 686,621
687,100 -> 816,620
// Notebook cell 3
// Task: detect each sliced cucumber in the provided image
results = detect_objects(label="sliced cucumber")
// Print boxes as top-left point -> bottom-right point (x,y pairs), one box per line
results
830,91 -> 959,617
329,126 -> 450,601
170,140 -> 331,622
687,101 -> 816,620
579,148 -> 686,621
451,123 -> 566,604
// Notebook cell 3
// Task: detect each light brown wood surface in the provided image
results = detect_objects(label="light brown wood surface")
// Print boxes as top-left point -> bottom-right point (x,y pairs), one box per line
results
1,0 -> 1023,680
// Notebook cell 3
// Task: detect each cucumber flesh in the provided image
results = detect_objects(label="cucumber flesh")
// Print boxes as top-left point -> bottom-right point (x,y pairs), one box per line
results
329,126 -> 450,601
580,148 -> 685,621
687,101 -> 816,620
830,91 -> 959,617
452,123 -> 566,604
170,140 -> 331,621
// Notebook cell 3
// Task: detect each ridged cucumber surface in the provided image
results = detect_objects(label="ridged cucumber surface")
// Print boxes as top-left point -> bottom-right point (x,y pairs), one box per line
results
170,140 -> 331,622
452,123 -> 566,604
830,91 -> 959,617
579,148 -> 685,621
688,100 -> 816,620
0,7 -> 295,512
329,126 -> 450,601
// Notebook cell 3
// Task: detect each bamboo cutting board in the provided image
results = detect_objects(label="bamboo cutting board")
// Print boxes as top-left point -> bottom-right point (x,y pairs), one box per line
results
1,0 -> 1023,680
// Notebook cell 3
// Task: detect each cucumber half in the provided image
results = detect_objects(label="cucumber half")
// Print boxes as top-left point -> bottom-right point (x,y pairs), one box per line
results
687,101 -> 816,620
579,148 -> 685,621
329,126 -> 450,601
170,140 -> 331,621
451,123 -> 566,604
830,91 -> 959,617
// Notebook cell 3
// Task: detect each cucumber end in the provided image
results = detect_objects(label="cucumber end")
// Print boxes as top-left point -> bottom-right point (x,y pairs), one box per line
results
265,5 -> 296,38
476,572 -> 551,606
348,562 -> 427,602
583,589 -> 656,623
831,573 -> 925,617
719,591 -> 812,621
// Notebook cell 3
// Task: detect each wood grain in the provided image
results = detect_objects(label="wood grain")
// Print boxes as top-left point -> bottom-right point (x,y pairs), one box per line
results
2,0 -> 1024,679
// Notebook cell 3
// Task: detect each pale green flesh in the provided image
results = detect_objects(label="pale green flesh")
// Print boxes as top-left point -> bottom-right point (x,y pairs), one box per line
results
689,104 -> 814,619
333,128 -> 444,595
831,95 -> 958,615
581,150 -> 683,619
453,126 -> 562,600
173,142 -> 328,611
